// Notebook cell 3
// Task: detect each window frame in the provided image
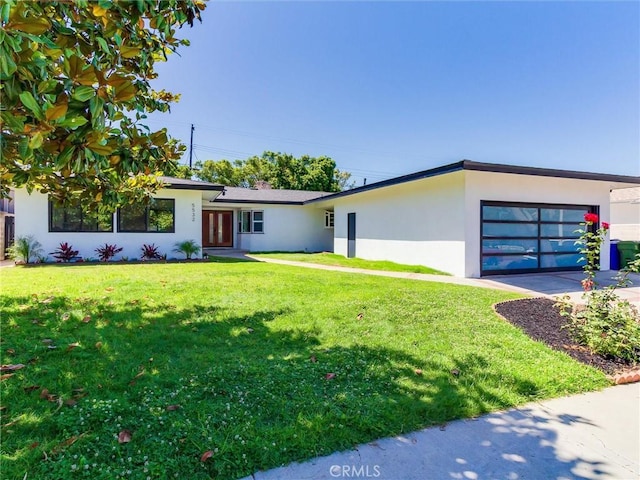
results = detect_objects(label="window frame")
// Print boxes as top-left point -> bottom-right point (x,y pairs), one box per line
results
117,198 -> 176,233
324,211 -> 334,229
238,210 -> 264,234
48,200 -> 114,233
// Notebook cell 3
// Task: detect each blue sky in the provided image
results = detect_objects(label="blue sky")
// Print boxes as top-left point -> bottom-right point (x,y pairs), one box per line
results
147,1 -> 639,186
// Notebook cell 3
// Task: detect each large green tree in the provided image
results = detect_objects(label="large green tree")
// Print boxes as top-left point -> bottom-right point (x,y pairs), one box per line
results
192,152 -> 354,192
0,0 -> 205,211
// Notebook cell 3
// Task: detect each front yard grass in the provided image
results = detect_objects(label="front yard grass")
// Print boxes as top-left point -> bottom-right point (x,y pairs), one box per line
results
250,252 -> 449,275
0,263 -> 608,479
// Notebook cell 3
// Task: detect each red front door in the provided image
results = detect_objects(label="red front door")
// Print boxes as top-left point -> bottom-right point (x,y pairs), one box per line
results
202,211 -> 233,247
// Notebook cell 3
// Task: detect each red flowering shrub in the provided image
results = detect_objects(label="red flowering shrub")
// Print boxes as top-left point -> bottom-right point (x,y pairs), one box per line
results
556,211 -> 640,362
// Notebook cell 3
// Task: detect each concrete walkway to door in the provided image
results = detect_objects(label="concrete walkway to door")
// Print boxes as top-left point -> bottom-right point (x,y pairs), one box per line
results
241,254 -> 640,306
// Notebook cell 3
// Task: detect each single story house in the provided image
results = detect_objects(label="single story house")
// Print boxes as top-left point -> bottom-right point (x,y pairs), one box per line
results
13,160 -> 640,277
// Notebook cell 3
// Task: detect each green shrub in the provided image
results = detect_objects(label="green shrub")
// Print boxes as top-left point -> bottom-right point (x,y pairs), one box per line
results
6,235 -> 43,264
560,289 -> 640,362
557,216 -> 640,363
172,239 -> 201,259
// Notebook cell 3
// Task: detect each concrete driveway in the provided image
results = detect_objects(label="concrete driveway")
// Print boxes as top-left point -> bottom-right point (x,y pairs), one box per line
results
479,270 -> 640,306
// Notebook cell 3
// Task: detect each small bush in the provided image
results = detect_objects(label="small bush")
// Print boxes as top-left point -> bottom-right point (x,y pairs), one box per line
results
173,240 -> 201,260
95,243 -> 123,262
557,216 -> 640,363
141,243 -> 162,260
7,236 -> 43,264
50,242 -> 79,262
559,291 -> 640,362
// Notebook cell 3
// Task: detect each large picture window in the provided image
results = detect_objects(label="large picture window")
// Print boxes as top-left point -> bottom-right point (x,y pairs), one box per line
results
49,201 -> 113,232
118,199 -> 175,233
481,201 -> 597,275
238,210 -> 264,233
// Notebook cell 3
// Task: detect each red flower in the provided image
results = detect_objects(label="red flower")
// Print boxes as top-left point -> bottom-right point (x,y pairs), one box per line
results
602,222 -> 610,230
584,212 -> 599,223
581,278 -> 594,291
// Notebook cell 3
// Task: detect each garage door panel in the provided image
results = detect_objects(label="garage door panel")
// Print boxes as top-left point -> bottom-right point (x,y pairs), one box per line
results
481,201 -> 596,276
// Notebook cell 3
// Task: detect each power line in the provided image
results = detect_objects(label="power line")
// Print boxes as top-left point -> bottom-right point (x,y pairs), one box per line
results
144,117 -> 438,165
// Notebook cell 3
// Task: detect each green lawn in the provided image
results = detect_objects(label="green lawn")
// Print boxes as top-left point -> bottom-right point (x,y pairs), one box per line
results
250,252 -> 450,275
0,262 -> 608,480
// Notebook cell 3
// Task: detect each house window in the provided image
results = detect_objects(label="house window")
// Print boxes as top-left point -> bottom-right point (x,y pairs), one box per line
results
324,211 -> 334,229
0,191 -> 14,214
49,201 -> 113,232
118,199 -> 175,233
239,210 -> 264,233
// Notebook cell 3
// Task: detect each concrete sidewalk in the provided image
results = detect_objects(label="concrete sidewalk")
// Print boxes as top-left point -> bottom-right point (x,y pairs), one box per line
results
243,383 -> 639,480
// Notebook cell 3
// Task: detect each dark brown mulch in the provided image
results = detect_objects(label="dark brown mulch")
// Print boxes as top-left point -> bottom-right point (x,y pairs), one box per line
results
494,297 -> 634,375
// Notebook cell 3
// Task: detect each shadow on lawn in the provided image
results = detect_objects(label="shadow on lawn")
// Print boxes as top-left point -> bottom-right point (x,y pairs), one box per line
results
0,294 -> 606,479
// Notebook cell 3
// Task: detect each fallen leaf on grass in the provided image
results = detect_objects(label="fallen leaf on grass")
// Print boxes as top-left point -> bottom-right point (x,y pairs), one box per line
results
0,364 -> 25,372
246,327 -> 254,333
23,385 -> 40,392
129,369 -> 145,385
1,374 -> 14,381
200,450 -> 214,462
166,404 -> 181,411
47,345 -> 57,349
6,348 -> 15,355
64,399 -> 77,407
41,296 -> 55,304
324,373 -> 336,380
66,342 -> 80,352
95,342 -> 103,350
42,339 -> 53,344
40,388 -> 60,402
310,355 -> 317,363
82,315 -> 91,323
414,369 -> 423,376
52,435 -> 82,454
356,312 -> 364,320
450,369 -> 460,377
118,430 -> 132,443
61,312 -> 70,321
29,442 -> 39,449
105,287 -> 114,292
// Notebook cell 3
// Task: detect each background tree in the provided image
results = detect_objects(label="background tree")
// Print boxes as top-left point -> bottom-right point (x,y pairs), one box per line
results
0,0 -> 206,211
189,152 -> 354,192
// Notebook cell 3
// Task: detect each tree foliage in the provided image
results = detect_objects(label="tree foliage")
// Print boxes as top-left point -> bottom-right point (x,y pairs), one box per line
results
186,152 -> 354,192
0,0 -> 206,211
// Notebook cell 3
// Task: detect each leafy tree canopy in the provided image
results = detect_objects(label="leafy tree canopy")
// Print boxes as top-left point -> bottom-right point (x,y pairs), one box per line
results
1,0 -> 205,211
178,152 -> 354,192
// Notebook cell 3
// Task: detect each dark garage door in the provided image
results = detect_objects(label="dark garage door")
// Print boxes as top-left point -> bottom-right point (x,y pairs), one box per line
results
481,201 -> 597,275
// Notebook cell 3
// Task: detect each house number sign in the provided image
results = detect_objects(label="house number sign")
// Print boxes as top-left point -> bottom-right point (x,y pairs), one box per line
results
191,203 -> 196,222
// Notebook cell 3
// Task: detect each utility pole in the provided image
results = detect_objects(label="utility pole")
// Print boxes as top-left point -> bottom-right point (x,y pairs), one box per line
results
189,123 -> 195,169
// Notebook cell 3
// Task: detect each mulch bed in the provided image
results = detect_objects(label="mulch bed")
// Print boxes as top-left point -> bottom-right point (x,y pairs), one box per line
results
494,297 -> 636,376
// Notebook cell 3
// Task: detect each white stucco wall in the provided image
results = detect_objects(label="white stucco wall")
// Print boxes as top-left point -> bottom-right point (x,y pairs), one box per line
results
329,171 -> 467,276
206,204 -> 333,252
463,171 -> 615,277
14,188 -> 203,261
610,202 -> 640,241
